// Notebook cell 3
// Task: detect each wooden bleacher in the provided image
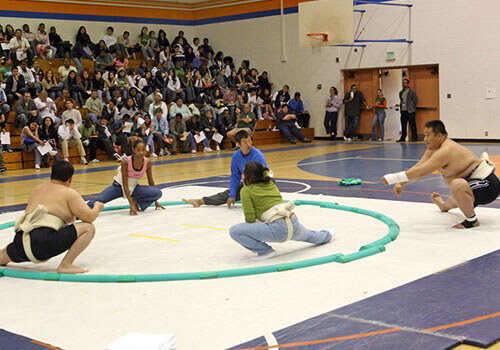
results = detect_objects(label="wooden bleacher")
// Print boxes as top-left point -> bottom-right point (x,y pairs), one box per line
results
3,58 -> 314,170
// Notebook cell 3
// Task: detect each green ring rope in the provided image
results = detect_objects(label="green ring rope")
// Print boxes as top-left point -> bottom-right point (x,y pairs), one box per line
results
0,200 -> 399,283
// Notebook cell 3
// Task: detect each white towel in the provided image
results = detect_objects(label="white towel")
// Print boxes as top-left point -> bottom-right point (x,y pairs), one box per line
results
105,333 -> 176,350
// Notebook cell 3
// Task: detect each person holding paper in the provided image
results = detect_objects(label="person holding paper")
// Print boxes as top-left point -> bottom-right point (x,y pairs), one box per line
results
169,113 -> 196,154
38,116 -> 60,167
34,90 -> 59,127
21,117 -> 46,169
186,114 -> 212,152
58,119 -> 87,165
112,114 -> 131,156
201,110 -> 220,150
96,117 -> 122,162
9,29 -> 32,66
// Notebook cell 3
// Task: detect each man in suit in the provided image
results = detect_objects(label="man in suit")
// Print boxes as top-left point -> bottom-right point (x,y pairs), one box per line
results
397,79 -> 419,142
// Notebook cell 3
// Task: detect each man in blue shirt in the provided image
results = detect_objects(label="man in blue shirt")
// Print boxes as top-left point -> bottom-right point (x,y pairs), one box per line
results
287,92 -> 310,128
182,130 -> 268,208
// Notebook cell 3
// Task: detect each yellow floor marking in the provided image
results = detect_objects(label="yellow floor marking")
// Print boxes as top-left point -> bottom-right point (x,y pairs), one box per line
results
130,234 -> 180,242
181,224 -> 228,231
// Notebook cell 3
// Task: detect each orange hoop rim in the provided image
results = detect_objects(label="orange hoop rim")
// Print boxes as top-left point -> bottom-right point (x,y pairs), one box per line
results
306,33 -> 328,41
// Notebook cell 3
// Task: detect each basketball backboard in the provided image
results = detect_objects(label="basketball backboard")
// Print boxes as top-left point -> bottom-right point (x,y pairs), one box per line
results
298,0 -> 354,48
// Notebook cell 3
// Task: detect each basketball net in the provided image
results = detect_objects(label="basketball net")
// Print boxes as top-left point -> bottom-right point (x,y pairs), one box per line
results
306,33 -> 328,54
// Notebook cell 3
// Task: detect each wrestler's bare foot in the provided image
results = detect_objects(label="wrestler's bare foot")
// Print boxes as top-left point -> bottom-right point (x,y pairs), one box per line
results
453,220 -> 480,229
57,262 -> 88,274
431,193 -> 448,212
0,249 -> 10,266
182,198 -> 204,207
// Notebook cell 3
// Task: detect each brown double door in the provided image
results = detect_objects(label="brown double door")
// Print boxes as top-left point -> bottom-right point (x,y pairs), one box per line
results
342,64 -> 439,140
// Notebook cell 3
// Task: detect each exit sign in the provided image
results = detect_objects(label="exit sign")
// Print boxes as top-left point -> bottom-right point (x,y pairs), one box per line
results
386,51 -> 395,60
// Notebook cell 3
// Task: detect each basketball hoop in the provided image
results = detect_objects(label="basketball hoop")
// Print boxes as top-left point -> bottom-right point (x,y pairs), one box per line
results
306,32 -> 328,48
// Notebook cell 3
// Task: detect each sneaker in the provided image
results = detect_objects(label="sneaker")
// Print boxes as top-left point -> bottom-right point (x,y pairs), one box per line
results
347,138 -> 352,141
343,136 -> 348,141
191,149 -> 197,154
64,158 -> 69,162
81,158 -> 88,165
302,138 -> 312,143
203,147 -> 213,153
35,164 -> 40,169
396,138 -> 405,142
0,167 -> 6,175
290,139 -> 297,144
164,148 -> 171,156
216,145 -> 220,151
151,152 -> 158,158
113,153 -> 122,161
91,159 -> 100,163
7,149 -> 13,153
377,138 -> 383,141
370,138 -> 377,141
328,226 -> 336,242
146,145 -> 150,152
49,150 -> 58,156
295,122 -> 301,129
159,149 -> 165,156
250,250 -> 277,261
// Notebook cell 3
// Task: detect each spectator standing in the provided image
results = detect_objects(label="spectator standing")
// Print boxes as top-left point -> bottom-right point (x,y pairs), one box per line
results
397,79 -> 419,142
324,86 -> 342,139
371,89 -> 387,141
343,84 -> 369,141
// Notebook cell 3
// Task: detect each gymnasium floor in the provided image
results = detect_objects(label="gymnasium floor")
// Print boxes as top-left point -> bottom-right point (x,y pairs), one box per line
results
1,140 -> 500,350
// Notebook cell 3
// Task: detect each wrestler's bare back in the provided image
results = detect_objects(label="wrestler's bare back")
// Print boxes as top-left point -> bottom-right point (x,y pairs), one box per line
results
25,183 -> 81,224
429,139 -> 481,185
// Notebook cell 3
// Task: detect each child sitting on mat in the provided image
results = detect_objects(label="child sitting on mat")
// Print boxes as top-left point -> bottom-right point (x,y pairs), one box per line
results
229,161 -> 335,260
87,139 -> 164,216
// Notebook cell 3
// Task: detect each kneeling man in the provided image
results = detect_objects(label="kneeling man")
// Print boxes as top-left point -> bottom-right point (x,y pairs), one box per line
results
382,120 -> 499,229
0,160 -> 104,273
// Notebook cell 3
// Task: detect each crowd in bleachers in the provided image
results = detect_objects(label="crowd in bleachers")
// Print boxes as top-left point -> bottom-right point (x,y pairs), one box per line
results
0,23 -> 312,172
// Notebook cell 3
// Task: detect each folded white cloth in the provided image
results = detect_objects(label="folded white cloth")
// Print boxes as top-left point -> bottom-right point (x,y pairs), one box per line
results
105,333 -> 176,350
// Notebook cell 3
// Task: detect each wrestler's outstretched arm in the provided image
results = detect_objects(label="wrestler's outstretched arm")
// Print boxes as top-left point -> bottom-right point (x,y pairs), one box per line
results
69,190 -> 104,223
381,150 -> 444,195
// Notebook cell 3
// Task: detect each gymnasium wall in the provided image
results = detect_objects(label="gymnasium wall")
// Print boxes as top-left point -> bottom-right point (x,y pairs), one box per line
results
2,0 -> 499,139
199,0 -> 500,139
